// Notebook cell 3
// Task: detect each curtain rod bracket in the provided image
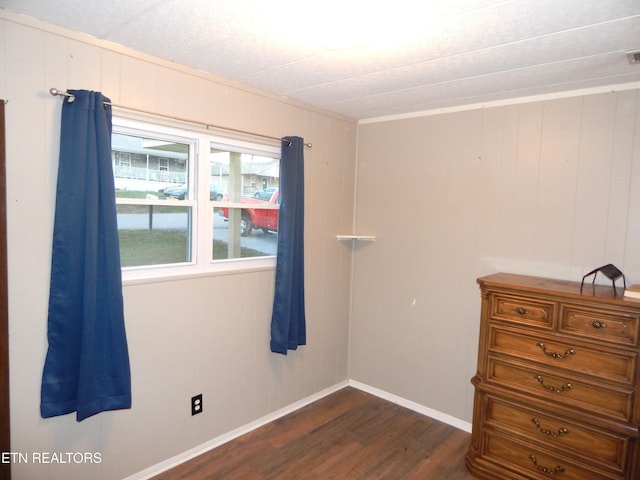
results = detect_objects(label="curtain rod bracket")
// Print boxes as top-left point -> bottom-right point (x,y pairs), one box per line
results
49,88 -> 312,149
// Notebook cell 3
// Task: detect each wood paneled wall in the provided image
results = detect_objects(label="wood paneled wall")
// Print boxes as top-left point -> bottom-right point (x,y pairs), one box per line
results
351,91 -> 640,425
0,10 -> 357,480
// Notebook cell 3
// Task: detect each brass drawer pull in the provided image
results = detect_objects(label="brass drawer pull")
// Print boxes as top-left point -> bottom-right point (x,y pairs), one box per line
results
590,320 -> 606,329
528,454 -> 566,476
516,307 -> 529,315
534,375 -> 572,393
531,418 -> 569,437
536,342 -> 576,359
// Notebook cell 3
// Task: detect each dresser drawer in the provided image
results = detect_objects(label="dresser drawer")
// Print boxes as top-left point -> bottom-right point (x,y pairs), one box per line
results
487,356 -> 634,421
560,304 -> 640,347
486,395 -> 628,473
484,430 -> 621,480
489,325 -> 637,385
490,293 -> 555,329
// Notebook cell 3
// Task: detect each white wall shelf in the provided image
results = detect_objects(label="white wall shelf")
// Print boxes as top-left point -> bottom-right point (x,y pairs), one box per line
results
336,235 -> 376,241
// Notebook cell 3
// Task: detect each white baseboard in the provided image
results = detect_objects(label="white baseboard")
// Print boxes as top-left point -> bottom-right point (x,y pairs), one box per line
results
123,381 -> 348,480
125,379 -> 471,479
348,380 -> 472,433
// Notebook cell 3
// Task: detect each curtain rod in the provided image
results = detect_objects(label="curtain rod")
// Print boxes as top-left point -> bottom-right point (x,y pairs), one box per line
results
49,88 -> 312,149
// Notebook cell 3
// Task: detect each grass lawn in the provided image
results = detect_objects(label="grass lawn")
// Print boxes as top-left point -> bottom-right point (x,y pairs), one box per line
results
118,229 -> 266,267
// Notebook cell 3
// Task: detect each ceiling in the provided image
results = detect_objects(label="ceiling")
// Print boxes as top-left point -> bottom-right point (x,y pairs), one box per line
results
1,0 -> 640,120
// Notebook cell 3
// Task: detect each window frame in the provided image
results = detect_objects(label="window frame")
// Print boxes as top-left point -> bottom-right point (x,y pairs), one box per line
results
112,117 -> 280,283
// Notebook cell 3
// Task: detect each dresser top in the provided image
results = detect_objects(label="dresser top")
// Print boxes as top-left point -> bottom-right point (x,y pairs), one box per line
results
478,272 -> 638,307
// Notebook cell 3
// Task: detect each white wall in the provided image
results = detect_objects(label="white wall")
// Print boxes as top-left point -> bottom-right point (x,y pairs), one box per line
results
351,90 -> 640,423
0,11 -> 356,480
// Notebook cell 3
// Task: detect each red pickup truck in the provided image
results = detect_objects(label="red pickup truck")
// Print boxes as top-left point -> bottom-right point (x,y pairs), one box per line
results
220,190 -> 279,236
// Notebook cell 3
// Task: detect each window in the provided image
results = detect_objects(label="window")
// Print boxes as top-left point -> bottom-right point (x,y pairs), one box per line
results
112,118 -> 280,280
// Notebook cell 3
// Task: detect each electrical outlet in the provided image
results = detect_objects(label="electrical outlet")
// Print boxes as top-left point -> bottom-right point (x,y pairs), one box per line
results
191,394 -> 203,415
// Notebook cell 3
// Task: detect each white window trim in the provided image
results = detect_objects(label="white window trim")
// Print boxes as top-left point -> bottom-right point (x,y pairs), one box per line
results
112,117 -> 280,284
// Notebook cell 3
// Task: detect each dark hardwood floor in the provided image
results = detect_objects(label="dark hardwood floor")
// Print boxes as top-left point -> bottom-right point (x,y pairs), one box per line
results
152,387 -> 477,480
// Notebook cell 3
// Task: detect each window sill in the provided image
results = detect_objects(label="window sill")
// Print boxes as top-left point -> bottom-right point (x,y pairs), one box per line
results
121,258 -> 276,286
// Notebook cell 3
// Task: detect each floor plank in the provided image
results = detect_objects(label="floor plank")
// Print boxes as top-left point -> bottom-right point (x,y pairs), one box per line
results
151,387 -> 477,480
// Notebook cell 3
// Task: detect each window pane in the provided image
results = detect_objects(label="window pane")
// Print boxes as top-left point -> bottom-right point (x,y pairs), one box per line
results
210,147 -> 279,201
117,205 -> 192,267
112,132 -> 190,200
212,208 -> 277,260
210,145 -> 279,261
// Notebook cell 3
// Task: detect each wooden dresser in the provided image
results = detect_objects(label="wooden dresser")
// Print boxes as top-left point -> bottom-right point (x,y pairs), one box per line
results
466,273 -> 640,480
